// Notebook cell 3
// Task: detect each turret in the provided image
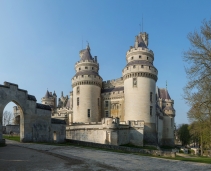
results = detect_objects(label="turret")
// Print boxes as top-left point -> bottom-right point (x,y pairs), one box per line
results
157,87 -> 175,146
122,32 -> 158,144
41,90 -> 56,109
72,44 -> 102,123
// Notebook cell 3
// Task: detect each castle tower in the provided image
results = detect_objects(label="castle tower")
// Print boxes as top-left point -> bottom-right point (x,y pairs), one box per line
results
41,90 -> 56,109
122,32 -> 158,144
158,88 -> 175,146
72,44 -> 102,123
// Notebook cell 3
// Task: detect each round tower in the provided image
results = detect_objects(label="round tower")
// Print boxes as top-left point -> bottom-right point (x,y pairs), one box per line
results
72,44 -> 102,123
162,96 -> 175,146
122,32 -> 158,144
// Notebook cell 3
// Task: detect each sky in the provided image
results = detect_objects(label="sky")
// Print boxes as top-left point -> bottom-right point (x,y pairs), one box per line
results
0,0 -> 211,125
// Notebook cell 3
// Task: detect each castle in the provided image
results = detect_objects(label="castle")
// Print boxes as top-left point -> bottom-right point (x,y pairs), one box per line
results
41,32 -> 176,146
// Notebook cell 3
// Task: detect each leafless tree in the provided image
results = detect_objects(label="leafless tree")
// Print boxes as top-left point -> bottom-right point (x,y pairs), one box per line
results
3,111 -> 13,126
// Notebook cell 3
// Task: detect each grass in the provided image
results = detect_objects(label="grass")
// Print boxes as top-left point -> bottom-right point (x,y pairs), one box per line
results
3,135 -> 20,142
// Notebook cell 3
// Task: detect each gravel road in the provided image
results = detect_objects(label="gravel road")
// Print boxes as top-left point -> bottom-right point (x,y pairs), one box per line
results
0,140 -> 210,171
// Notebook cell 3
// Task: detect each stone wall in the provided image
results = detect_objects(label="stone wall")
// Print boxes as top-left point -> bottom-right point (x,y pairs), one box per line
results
5,125 -> 20,135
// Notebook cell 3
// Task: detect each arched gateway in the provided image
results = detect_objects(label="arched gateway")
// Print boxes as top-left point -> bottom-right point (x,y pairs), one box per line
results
0,82 -> 65,144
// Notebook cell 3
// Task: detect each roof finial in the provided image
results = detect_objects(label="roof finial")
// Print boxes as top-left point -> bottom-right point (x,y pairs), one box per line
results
86,41 -> 90,51
142,14 -> 144,32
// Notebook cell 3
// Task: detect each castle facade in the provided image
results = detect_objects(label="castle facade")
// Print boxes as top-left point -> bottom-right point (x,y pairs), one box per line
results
42,32 -> 176,146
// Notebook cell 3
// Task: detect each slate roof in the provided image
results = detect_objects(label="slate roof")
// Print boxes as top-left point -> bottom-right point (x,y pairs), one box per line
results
74,70 -> 99,77
126,60 -> 153,67
157,88 -> 171,100
36,103 -> 51,111
101,86 -> 124,93
51,118 -> 66,124
44,90 -> 53,98
80,45 -> 93,61
137,35 -> 147,48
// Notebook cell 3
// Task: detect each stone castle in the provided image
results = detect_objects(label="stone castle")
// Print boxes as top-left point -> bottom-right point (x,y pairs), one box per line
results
41,31 -> 176,146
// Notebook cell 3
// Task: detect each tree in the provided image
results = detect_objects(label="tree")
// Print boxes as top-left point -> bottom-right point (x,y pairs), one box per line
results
3,111 -> 13,126
177,124 -> 191,146
183,18 -> 211,152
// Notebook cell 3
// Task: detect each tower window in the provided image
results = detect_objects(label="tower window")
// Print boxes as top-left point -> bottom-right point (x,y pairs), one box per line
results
92,67 -> 94,70
149,66 -> 151,70
141,65 -> 144,68
105,101 -> 108,107
79,68 -> 81,70
150,106 -> 152,116
133,65 -> 136,68
147,57 -> 149,60
85,67 -> 88,69
133,78 -> 137,87
127,67 -> 128,70
131,57 -> 133,60
150,92 -> 152,102
87,109 -> 91,117
105,111 -> 109,117
77,97 -> 79,106
139,55 -> 141,58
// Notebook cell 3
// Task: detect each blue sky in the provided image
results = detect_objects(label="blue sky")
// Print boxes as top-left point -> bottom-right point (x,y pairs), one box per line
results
1,0 -> 211,125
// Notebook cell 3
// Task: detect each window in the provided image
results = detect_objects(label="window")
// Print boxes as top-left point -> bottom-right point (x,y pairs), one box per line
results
77,86 -> 80,94
149,66 -> 151,70
133,65 -> 136,68
88,109 -> 91,117
85,67 -> 88,69
150,92 -> 152,102
79,68 -> 81,70
139,55 -> 141,58
77,97 -> 79,106
133,78 -> 137,87
105,111 -> 109,117
92,67 -> 94,70
105,101 -> 108,107
150,106 -> 152,116
127,67 -> 128,70
147,57 -> 149,60
82,75 -> 84,77
131,57 -> 133,60
141,65 -> 144,68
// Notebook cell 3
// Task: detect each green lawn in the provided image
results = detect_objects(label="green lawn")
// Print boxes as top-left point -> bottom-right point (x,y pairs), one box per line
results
3,135 -> 20,142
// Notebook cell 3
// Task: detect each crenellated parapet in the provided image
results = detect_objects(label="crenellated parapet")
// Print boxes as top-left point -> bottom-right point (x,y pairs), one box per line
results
102,77 -> 124,89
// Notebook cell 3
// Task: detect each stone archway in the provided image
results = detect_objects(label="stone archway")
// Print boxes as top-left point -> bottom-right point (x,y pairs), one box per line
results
0,82 -> 52,143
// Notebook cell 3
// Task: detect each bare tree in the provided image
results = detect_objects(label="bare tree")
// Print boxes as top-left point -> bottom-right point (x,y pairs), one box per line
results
3,111 -> 13,126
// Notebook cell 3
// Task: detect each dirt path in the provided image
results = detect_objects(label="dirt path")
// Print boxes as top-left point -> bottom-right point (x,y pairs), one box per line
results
2,140 -> 211,171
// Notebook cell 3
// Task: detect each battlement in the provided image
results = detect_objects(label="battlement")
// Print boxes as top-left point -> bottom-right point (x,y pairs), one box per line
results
102,77 -> 123,89
128,120 -> 144,128
127,47 -> 154,55
75,59 -> 98,66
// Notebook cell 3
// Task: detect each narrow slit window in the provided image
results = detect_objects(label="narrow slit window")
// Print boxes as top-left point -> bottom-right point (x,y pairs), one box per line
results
88,109 -> 91,117
150,106 -> 152,116
77,97 -> 79,106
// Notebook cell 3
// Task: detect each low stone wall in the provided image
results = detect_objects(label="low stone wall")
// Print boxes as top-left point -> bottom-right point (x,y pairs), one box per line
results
66,139 -> 176,158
